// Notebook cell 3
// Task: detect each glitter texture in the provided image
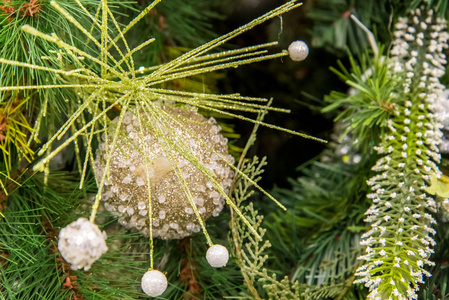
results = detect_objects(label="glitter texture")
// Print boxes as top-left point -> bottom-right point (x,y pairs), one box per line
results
141,270 -> 168,297
95,106 -> 234,239
288,40 -> 309,61
206,244 -> 229,268
58,217 -> 108,271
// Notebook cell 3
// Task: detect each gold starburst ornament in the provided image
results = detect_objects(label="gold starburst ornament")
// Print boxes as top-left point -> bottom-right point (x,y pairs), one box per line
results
0,0 -> 319,297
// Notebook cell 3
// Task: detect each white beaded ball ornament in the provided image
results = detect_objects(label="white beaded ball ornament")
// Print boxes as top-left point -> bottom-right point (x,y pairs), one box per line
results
58,217 -> 108,271
288,40 -> 309,61
206,244 -> 229,268
141,270 -> 168,297
94,106 -> 234,239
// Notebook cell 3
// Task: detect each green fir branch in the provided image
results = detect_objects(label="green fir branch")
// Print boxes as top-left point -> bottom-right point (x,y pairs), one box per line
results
323,49 -> 397,153
0,172 -> 83,299
265,141 -> 372,299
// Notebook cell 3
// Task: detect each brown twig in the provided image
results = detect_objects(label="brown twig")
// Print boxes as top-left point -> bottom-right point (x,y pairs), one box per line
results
0,0 -> 41,20
179,238 -> 203,300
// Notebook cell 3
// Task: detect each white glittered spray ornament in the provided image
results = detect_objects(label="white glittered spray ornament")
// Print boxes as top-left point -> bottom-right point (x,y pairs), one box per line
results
0,0 -> 330,297
58,217 -> 108,271
94,106 -> 234,240
288,40 -> 309,61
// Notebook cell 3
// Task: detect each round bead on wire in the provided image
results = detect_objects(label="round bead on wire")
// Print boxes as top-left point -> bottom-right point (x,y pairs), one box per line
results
141,269 -> 168,297
206,244 -> 229,268
288,40 -> 309,61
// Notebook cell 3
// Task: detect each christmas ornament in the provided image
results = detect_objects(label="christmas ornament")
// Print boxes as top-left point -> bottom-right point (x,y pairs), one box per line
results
206,244 -> 229,268
141,269 -> 168,297
0,1 -> 312,296
58,217 -> 108,271
94,106 -> 234,239
288,40 -> 309,61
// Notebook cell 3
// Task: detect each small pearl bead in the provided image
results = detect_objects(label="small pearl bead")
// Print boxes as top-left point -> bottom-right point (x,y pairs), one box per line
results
206,244 -> 229,268
288,40 -> 309,61
141,270 -> 168,297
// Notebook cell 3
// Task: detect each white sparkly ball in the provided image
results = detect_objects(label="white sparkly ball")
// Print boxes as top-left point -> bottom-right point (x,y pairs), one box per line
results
95,107 -> 234,240
141,270 -> 168,297
58,217 -> 108,271
288,40 -> 309,61
206,244 -> 229,268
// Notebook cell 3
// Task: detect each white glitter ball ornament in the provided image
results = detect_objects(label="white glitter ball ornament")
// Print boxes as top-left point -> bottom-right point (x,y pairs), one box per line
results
95,107 -> 234,239
58,217 -> 108,271
141,270 -> 168,297
206,244 -> 229,268
288,40 -> 309,61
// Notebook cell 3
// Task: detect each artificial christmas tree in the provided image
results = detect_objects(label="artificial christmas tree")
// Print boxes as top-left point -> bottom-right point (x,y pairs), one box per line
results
1,0 -> 449,299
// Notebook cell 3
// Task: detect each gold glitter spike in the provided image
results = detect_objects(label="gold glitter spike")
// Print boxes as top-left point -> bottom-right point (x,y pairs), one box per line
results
100,0 -> 108,77
154,103 -> 288,211
111,37 -> 156,73
165,50 -> 270,75
55,94 -> 100,141
158,91 -> 290,114
50,1 -> 127,74
146,52 -> 290,87
141,103 -> 260,240
112,0 -> 163,46
147,88 -> 268,103
73,0 -> 137,74
34,92 -> 125,172
142,1 -> 302,81
21,25 -> 125,80
28,90 -> 48,146
74,0 -> 101,28
192,103 -> 327,143
37,89 -> 101,156
152,133 -> 214,245
134,107 -> 155,268
71,104 -> 84,179
0,83 -> 105,92
0,58 -> 106,83
105,7 -> 135,76
79,117 -> 97,189
190,42 -> 280,63
90,97 -> 132,223
146,105 -> 226,243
